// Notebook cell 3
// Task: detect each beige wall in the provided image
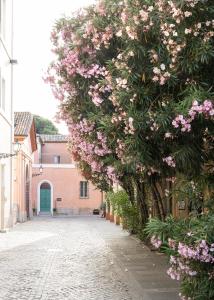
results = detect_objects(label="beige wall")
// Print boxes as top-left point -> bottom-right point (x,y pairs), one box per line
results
41,143 -> 72,164
0,0 -> 14,231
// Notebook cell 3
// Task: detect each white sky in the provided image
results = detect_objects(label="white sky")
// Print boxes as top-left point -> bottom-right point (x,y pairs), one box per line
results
13,0 -> 95,134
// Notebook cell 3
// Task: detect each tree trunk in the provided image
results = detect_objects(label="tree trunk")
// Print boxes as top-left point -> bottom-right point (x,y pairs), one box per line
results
150,175 -> 166,221
151,186 -> 162,219
153,181 -> 166,220
135,179 -> 149,226
121,176 -> 135,206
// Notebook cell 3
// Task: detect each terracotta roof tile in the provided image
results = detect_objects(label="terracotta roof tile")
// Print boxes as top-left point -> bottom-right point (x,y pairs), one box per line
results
14,112 -> 33,136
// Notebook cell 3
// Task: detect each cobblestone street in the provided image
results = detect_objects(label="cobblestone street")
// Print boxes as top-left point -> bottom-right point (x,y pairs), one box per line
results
0,217 -> 179,300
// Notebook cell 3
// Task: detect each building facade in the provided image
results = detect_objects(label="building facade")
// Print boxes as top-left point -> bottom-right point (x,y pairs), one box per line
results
32,135 -> 103,215
0,0 -> 14,231
13,112 -> 37,223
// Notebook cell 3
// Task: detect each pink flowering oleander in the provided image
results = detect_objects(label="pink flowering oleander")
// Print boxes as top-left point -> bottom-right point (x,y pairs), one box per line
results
166,238 -> 214,288
67,118 -> 120,184
88,82 -> 112,106
167,255 -> 197,281
150,235 -> 162,248
167,239 -> 214,280
62,49 -> 106,79
67,120 -> 112,175
172,100 -> 214,132
163,156 -> 176,168
106,166 -> 119,184
124,117 -> 135,135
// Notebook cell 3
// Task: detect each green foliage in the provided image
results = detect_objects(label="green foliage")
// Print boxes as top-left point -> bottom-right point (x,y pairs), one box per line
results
34,115 -> 59,135
145,212 -> 214,300
106,190 -> 140,233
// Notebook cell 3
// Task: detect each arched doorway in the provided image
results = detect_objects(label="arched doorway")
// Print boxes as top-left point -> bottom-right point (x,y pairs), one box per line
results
40,182 -> 51,213
25,165 -> 30,219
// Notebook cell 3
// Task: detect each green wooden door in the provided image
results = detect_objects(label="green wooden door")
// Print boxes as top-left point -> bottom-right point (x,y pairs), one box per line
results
40,189 -> 51,212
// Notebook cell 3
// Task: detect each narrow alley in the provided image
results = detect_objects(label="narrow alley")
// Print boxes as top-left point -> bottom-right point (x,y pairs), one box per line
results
0,217 -> 179,300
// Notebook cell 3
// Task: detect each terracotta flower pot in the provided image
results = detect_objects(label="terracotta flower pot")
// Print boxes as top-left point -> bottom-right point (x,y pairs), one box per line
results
106,212 -> 110,220
115,215 -> 120,225
110,214 -> 114,222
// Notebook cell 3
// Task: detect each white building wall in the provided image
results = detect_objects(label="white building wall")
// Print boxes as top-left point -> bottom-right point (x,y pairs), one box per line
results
0,0 -> 14,231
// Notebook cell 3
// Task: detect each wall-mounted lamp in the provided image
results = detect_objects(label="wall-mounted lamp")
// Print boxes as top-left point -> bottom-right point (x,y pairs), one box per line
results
10,59 -> 18,64
32,165 -> 43,177
0,141 -> 21,159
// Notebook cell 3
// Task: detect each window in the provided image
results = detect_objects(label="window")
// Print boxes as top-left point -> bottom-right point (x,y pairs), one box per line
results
53,155 -> 60,164
80,181 -> 88,198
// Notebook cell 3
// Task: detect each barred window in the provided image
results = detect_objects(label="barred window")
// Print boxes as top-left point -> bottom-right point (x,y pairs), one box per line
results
80,181 -> 88,198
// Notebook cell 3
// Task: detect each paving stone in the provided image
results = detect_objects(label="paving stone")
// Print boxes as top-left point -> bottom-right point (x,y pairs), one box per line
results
0,216 -> 180,300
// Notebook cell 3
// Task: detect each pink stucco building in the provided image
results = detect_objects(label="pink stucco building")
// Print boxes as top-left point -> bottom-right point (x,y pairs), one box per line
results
32,134 -> 103,215
13,112 -> 37,223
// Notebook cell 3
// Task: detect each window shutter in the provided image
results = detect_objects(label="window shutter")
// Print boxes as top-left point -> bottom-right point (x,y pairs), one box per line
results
80,181 -> 88,198
80,181 -> 83,197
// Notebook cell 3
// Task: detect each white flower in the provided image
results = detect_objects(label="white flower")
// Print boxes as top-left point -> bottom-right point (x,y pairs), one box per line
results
116,30 -> 123,37
153,67 -> 161,74
185,28 -> 191,34
184,11 -> 192,17
128,51 -> 134,57
163,30 -> 170,37
165,132 -> 172,138
160,64 -> 166,71
164,71 -> 171,78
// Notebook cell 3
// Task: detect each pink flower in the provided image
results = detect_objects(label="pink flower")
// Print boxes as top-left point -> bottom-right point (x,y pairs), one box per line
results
163,156 -> 176,168
151,236 -> 162,248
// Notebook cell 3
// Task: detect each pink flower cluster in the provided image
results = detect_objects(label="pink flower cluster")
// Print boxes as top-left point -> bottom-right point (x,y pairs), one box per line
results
189,100 -> 214,118
163,156 -> 176,168
152,64 -> 171,85
172,115 -> 191,132
68,120 -> 111,174
106,166 -> 119,184
172,100 -> 214,132
83,22 -> 113,50
178,240 -> 214,263
124,117 -> 135,135
116,139 -> 126,160
62,49 -> 106,79
151,235 -> 162,248
95,1 -> 106,16
166,238 -> 214,285
167,255 -> 197,281
88,82 -> 112,106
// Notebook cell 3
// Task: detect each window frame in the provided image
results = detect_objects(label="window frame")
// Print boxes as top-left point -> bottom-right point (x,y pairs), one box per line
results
53,155 -> 60,164
80,181 -> 89,199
